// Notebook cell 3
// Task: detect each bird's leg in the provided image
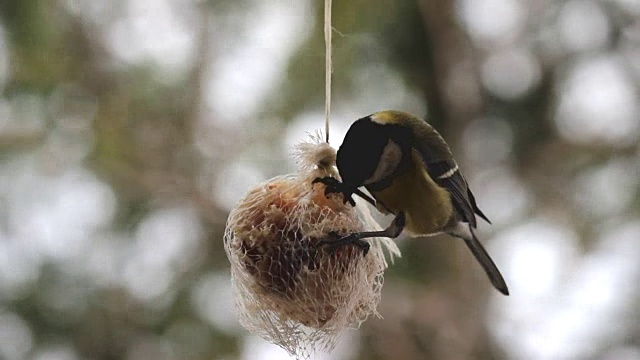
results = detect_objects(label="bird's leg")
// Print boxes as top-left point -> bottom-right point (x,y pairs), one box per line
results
321,231 -> 371,256
312,177 -> 378,207
318,212 -> 406,256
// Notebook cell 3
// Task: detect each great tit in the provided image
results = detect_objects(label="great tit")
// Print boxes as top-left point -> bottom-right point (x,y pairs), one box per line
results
314,110 -> 509,295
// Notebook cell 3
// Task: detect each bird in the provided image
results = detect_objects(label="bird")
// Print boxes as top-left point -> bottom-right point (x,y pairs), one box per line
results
313,110 -> 509,295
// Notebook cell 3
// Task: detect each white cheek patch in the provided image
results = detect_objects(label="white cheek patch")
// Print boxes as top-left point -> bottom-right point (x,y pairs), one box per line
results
437,164 -> 459,179
364,140 -> 402,185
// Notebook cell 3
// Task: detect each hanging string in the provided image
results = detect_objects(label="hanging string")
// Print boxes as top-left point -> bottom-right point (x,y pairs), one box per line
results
324,0 -> 332,143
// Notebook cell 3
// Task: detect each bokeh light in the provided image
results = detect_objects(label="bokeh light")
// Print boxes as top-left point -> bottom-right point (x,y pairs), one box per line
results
555,56 -> 639,146
0,0 -> 638,359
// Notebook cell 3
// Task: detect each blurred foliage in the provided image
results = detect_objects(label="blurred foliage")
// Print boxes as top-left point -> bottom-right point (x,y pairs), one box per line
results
0,0 -> 638,359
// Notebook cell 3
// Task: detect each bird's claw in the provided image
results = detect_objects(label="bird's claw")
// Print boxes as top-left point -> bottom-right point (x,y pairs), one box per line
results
317,231 -> 370,257
312,177 -> 356,206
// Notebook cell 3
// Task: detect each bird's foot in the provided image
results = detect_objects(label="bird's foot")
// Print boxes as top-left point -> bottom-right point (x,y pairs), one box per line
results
317,231 -> 370,257
312,177 -> 356,206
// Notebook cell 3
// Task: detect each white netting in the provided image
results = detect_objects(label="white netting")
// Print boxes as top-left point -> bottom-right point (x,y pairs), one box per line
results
224,136 -> 400,359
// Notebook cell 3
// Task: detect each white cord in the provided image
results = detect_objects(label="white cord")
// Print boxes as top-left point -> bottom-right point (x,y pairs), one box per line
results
324,0 -> 332,143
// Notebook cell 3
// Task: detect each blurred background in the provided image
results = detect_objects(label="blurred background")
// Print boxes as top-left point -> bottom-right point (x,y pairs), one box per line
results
0,0 -> 639,359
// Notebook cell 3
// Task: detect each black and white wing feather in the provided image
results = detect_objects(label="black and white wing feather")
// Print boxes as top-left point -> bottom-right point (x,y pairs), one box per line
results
428,160 -> 471,224
418,158 -> 489,228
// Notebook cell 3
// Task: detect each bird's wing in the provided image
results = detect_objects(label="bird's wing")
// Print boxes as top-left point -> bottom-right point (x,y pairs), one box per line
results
424,158 -> 477,227
466,185 -> 491,224
415,153 -> 490,228
406,117 -> 490,227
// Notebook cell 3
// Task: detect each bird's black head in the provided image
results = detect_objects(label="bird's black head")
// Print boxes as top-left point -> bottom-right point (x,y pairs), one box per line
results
336,116 -> 401,191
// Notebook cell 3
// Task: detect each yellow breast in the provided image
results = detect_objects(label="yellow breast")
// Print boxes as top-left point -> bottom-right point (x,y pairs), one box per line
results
369,151 -> 453,235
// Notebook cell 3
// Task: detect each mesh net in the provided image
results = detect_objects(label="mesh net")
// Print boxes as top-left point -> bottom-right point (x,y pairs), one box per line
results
224,136 -> 400,359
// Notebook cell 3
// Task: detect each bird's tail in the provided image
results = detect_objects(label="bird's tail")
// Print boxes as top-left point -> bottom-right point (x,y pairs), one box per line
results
453,225 -> 509,295
463,230 -> 509,295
